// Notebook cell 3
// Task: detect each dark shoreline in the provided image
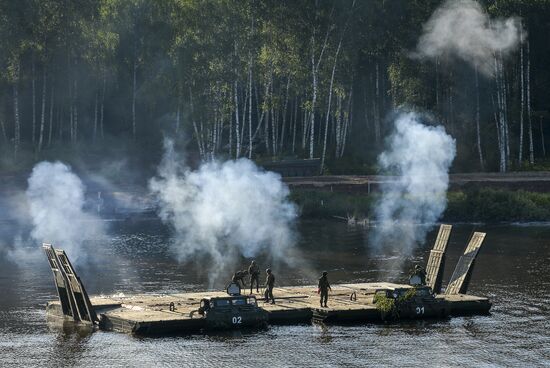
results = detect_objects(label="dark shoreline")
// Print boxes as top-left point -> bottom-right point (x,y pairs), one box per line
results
290,187 -> 550,223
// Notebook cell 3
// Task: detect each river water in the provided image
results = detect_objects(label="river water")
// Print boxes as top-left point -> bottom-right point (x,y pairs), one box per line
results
0,220 -> 549,367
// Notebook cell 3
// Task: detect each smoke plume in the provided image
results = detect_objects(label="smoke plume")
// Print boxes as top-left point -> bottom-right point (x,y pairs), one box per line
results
414,0 -> 524,76
26,161 -> 106,264
370,113 -> 456,265
149,139 -> 298,285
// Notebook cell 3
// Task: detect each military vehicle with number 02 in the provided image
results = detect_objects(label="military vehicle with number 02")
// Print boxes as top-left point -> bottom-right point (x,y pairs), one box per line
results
192,282 -> 268,330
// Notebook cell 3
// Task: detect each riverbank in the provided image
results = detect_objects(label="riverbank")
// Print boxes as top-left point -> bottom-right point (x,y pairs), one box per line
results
285,172 -> 550,193
290,188 -> 550,223
2,169 -> 550,223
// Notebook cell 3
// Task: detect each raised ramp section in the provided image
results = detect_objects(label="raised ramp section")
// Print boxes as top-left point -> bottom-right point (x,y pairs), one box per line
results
445,232 -> 486,295
43,244 -> 97,324
43,244 -> 74,317
425,224 -> 452,293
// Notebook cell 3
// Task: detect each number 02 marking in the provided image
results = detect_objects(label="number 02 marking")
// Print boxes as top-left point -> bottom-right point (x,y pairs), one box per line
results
416,306 -> 425,315
232,316 -> 242,324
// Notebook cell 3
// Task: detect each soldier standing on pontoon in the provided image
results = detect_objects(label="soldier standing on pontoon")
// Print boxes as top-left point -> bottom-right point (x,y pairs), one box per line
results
318,271 -> 332,308
264,268 -> 275,304
248,260 -> 260,294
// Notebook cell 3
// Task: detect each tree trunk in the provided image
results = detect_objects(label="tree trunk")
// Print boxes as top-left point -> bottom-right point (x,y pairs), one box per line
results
248,56 -> 253,159
518,25 -> 525,164
475,67 -> 484,170
336,95 -> 342,155
271,79 -> 276,155
308,5 -> 331,159
279,77 -> 290,153
292,97 -> 298,154
58,103 -> 63,141
321,39 -> 342,172
213,102 -> 217,155
73,79 -> 78,143
448,69 -> 454,130
48,79 -> 54,147
503,74 -> 510,162
234,79 -> 240,158
240,84 -> 247,152
540,116 -> 546,157
189,87 -> 204,158
93,91 -> 98,142
374,62 -> 380,143
100,72 -> 106,139
302,101 -> 308,150
495,55 -> 507,172
340,89 -> 353,158
362,81 -> 369,133
310,55 -> 317,159
435,57 -> 440,109
176,99 -> 180,135
13,82 -> 20,160
37,68 -> 47,152
32,58 -> 36,145
527,40 -> 534,164
264,78 -> 270,155
229,89 -> 233,157
132,58 -> 137,140
69,92 -> 73,143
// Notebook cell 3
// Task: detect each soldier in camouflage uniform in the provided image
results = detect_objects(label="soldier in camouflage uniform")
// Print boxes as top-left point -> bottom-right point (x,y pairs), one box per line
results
264,268 -> 275,304
412,265 -> 427,286
248,260 -> 260,294
318,271 -> 332,308
232,270 -> 248,289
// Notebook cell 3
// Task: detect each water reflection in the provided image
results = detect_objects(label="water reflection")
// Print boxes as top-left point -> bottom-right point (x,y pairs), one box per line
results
0,220 -> 549,366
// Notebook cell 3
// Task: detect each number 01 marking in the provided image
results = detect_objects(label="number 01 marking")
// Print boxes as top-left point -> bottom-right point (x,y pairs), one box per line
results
232,316 -> 242,324
416,306 -> 425,315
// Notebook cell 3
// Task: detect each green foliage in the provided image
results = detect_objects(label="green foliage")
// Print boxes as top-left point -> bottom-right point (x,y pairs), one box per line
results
511,159 -> 550,172
291,188 -> 550,222
0,0 -> 549,172
388,55 -> 433,108
373,293 -> 396,315
398,288 -> 417,302
373,288 -> 416,318
446,188 -> 550,222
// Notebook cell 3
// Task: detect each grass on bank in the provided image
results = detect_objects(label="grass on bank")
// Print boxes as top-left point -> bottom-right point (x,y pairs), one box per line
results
291,188 -> 550,223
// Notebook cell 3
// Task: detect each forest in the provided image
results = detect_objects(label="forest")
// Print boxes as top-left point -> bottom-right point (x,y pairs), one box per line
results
1,0 -> 549,174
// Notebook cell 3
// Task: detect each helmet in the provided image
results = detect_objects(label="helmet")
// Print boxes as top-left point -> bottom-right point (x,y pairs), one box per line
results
266,268 -> 271,273
251,260 -> 256,264
322,271 -> 328,276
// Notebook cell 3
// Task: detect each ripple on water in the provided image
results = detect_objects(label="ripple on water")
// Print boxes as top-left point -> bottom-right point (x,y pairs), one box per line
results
0,221 -> 549,367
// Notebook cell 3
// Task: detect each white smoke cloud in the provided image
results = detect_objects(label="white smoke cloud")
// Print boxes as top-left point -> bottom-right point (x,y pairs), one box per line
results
371,113 -> 456,265
149,139 -> 298,284
415,0 -> 524,76
26,161 -> 106,264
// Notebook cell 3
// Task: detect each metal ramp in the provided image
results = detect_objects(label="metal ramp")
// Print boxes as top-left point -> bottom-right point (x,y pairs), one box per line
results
445,232 -> 486,295
43,244 -> 97,324
425,224 -> 452,293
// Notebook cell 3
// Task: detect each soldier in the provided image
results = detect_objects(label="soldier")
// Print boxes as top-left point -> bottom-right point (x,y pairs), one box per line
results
411,265 -> 427,286
318,271 -> 332,308
264,268 -> 275,304
248,260 -> 260,294
232,270 -> 248,289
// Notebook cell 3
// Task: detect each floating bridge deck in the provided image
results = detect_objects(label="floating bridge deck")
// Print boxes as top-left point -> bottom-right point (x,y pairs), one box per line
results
46,282 -> 491,335
44,224 -> 492,335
